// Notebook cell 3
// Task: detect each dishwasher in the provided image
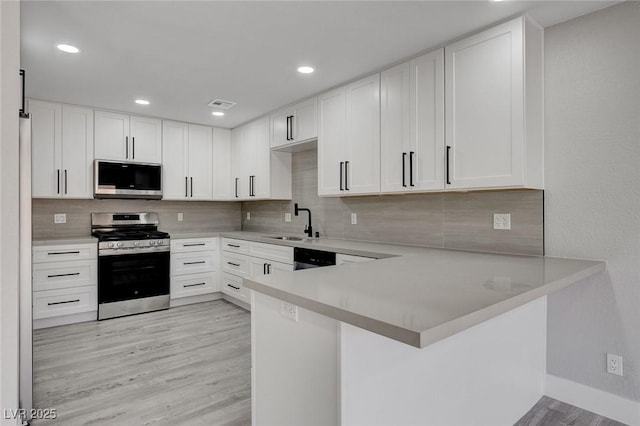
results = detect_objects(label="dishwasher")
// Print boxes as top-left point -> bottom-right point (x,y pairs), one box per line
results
293,247 -> 336,270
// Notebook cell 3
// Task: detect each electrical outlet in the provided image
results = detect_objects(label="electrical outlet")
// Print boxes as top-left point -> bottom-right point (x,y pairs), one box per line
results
607,353 -> 623,376
246,212 -> 251,221
280,302 -> 298,322
284,212 -> 291,223
177,212 -> 183,222
54,213 -> 66,224
351,212 -> 357,225
493,213 -> 511,230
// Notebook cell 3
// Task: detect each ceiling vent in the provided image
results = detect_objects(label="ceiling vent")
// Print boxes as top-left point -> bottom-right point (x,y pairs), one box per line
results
207,99 -> 236,109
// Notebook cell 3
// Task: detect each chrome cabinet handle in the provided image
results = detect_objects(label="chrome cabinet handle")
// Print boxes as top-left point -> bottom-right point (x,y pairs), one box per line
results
184,282 -> 205,288
48,251 -> 80,255
48,299 -> 79,306
47,272 -> 80,278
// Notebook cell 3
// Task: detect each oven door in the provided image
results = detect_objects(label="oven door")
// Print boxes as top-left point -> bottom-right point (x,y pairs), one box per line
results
99,251 -> 170,304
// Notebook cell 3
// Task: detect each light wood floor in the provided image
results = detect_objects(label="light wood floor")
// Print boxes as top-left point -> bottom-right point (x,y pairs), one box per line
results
33,300 -> 625,426
32,300 -> 251,426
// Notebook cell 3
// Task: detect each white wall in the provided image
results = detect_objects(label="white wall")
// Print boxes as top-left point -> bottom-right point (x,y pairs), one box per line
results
0,1 -> 21,424
545,1 -> 640,402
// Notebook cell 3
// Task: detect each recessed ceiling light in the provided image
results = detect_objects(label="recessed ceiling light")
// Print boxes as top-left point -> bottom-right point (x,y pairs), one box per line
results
212,111 -> 225,116
57,44 -> 80,54
297,66 -> 314,74
135,99 -> 150,105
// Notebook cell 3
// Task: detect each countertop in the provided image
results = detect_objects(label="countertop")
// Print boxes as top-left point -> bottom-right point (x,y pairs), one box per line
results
237,233 -> 605,348
33,236 -> 98,246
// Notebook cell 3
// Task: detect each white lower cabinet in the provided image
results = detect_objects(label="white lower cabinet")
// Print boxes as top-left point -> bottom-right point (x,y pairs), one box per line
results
222,239 -> 294,309
170,237 -> 219,302
32,242 -> 98,328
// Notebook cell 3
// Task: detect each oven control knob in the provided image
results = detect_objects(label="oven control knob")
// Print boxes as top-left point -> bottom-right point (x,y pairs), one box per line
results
116,242 -> 123,248
133,241 -> 139,247
150,240 -> 157,246
156,240 -> 163,246
109,242 -> 117,249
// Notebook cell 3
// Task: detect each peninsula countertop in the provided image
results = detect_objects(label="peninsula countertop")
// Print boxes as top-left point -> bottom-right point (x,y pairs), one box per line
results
237,234 -> 605,348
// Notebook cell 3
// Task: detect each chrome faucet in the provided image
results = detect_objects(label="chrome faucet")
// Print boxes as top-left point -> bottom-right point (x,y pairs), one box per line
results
294,203 -> 313,238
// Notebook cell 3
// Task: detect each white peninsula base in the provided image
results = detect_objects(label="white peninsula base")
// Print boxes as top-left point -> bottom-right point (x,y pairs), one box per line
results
251,291 -> 546,426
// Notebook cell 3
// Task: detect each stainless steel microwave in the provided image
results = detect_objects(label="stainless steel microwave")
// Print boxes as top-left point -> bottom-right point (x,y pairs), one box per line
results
94,160 -> 162,199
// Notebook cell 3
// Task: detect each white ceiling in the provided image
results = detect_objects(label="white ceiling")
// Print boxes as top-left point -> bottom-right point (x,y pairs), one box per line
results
21,1 -> 618,129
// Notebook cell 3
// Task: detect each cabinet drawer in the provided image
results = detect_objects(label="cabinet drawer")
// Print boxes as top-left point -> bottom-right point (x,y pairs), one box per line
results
171,238 -> 218,253
222,252 -> 249,277
33,243 -> 97,263
249,258 -> 293,278
33,286 -> 97,319
222,238 -> 249,254
33,260 -> 97,291
249,242 -> 293,264
221,273 -> 249,303
171,272 -> 217,299
171,252 -> 216,275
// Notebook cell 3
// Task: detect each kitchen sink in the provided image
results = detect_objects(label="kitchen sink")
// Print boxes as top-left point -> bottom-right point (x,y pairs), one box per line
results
266,236 -> 306,241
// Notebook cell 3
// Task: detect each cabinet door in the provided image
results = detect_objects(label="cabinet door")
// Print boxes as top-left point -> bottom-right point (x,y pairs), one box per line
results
28,100 -> 62,198
410,49 -> 445,191
252,116 -> 271,199
345,74 -> 380,195
250,258 -> 292,278
293,97 -> 318,143
94,110 -> 129,161
445,18 -> 524,189
230,127 -> 243,200
212,127 -> 231,200
270,108 -> 292,148
317,87 -> 347,196
162,121 -> 189,200
61,105 -> 94,198
381,62 -> 411,193
240,121 -> 257,199
188,124 -> 213,200
129,115 -> 162,163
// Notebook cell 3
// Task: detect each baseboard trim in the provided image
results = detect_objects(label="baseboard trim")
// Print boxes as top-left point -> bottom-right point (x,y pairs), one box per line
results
545,374 -> 640,425
33,311 -> 97,329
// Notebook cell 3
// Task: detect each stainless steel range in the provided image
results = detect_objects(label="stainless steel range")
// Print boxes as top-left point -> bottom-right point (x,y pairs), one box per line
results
91,212 -> 170,320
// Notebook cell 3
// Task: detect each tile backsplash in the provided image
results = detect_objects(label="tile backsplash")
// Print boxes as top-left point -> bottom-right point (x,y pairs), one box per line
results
242,148 -> 544,255
32,199 -> 241,239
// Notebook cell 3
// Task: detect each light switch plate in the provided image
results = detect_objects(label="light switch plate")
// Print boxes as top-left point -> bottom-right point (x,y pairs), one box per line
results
177,212 -> 183,222
246,212 -> 251,221
284,212 -> 291,223
54,213 -> 66,224
493,213 -> 511,230
351,213 -> 357,225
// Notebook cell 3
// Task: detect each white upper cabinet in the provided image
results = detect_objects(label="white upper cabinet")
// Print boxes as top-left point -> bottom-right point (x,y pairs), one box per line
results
231,117 -> 292,200
271,97 -> 318,148
162,121 -> 189,200
318,74 -> 380,196
29,100 -> 94,199
381,49 -> 445,193
212,127 -> 231,200
162,121 -> 216,201
445,16 -> 543,190
95,111 -> 161,163
187,124 -> 214,200
129,115 -> 163,163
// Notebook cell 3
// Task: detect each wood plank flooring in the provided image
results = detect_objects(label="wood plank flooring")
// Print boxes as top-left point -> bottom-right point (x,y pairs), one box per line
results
515,396 -> 627,426
32,300 -> 251,426
33,300 -> 625,426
